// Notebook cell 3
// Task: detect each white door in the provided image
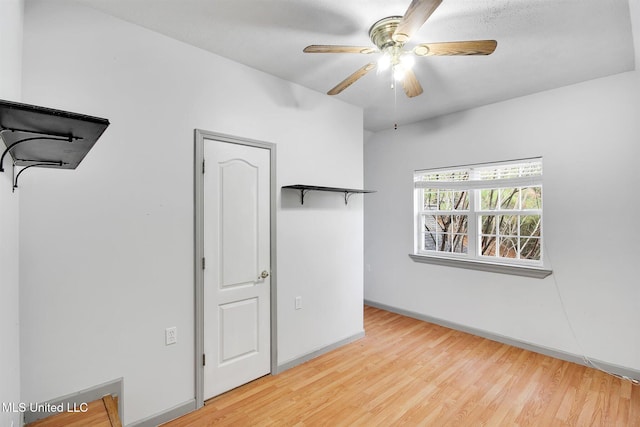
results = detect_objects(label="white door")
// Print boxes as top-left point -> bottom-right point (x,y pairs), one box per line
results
203,139 -> 271,399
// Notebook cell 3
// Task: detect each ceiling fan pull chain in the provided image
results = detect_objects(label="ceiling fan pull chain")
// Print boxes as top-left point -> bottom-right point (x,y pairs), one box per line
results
393,77 -> 399,130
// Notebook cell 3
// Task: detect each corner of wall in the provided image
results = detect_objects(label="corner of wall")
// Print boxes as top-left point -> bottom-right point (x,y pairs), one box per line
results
0,1 -> 24,426
0,148 -> 21,427
629,0 -> 640,71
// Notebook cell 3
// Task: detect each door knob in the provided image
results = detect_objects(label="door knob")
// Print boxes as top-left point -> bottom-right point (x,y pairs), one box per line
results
259,270 -> 269,279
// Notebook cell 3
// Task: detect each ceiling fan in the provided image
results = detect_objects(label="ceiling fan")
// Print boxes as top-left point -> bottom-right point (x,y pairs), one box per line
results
303,0 -> 497,98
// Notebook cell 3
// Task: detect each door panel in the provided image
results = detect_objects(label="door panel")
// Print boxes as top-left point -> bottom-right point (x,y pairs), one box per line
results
219,298 -> 259,363
203,140 -> 271,399
219,159 -> 258,287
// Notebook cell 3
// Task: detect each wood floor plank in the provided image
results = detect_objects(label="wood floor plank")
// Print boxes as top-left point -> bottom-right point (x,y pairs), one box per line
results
164,305 -> 640,426
102,395 -> 122,427
26,399 -> 114,427
629,382 -> 640,426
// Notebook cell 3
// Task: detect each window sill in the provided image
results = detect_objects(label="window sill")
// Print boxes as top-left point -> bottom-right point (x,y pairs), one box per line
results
408,254 -> 552,279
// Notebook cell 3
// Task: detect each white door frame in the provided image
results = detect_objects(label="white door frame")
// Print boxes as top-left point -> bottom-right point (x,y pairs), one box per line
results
194,129 -> 277,408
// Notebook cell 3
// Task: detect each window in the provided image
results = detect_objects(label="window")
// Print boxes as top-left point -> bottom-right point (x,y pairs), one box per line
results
412,158 -> 549,276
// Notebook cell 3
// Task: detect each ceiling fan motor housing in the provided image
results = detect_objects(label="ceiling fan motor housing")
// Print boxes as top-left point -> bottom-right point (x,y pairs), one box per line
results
369,16 -> 404,51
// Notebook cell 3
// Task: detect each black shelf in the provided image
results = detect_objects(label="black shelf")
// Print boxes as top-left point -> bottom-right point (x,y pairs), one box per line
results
282,184 -> 376,205
0,99 -> 110,190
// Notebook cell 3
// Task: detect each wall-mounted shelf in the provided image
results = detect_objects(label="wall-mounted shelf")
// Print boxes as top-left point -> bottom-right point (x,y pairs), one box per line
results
0,99 -> 110,191
282,184 -> 376,205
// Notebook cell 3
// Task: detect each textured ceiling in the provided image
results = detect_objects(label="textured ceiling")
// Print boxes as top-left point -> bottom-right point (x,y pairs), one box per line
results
75,0 -> 636,131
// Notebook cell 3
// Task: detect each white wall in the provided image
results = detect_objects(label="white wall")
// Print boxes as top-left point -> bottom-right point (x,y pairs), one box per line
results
365,66 -> 640,371
20,0 -> 363,424
632,0 -> 640,70
0,1 -> 23,426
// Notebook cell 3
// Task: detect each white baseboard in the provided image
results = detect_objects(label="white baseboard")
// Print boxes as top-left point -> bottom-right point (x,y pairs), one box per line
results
126,399 -> 195,427
276,331 -> 366,374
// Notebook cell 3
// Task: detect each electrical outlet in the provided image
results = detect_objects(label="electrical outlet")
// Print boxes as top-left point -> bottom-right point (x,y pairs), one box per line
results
295,296 -> 302,310
165,327 -> 177,345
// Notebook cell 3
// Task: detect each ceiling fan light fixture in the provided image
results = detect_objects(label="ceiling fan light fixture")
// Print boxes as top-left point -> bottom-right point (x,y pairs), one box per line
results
393,65 -> 406,81
378,54 -> 392,71
400,54 -> 415,69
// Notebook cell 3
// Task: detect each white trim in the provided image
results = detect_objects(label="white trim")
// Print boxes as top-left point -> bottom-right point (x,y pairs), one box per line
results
193,129 -> 277,409
275,331 -> 365,373
408,254 -> 552,278
127,400 -> 195,427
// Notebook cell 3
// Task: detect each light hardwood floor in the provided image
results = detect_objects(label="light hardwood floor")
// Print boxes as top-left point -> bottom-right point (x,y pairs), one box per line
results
165,305 -> 640,426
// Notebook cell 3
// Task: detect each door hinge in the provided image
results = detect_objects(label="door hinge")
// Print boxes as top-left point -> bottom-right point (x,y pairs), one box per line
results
202,159 -> 205,174
203,353 -> 206,366
202,257 -> 206,269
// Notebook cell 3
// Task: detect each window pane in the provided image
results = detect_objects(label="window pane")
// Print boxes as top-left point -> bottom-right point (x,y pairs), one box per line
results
451,215 -> 468,234
451,234 -> 468,253
498,215 -> 518,236
424,191 -> 438,210
479,215 -> 496,235
453,191 -> 469,210
499,237 -> 518,259
500,188 -> 519,209
481,189 -> 498,210
522,186 -> 542,209
520,215 -> 541,237
520,237 -> 541,260
438,191 -> 453,210
480,235 -> 496,256
424,232 -> 437,251
423,215 -> 437,233
436,215 -> 450,233
436,233 -> 449,252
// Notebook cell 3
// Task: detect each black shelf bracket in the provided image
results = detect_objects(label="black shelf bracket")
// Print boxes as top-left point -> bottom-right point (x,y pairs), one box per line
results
299,188 -> 310,205
12,161 -> 66,192
0,128 -> 80,173
282,185 -> 376,206
344,191 -> 357,205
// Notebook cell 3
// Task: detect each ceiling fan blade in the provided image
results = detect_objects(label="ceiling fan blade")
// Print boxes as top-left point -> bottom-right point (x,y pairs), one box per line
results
303,45 -> 377,54
327,63 -> 376,95
414,40 -> 498,56
393,0 -> 443,43
401,69 -> 423,98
